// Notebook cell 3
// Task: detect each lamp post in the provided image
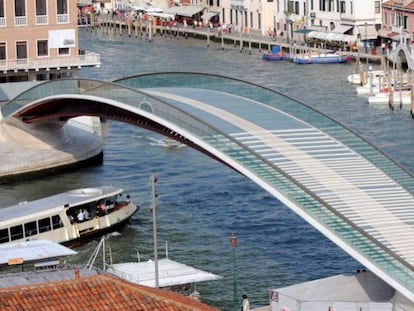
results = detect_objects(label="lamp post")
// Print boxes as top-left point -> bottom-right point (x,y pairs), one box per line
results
365,22 -> 368,54
229,233 -> 238,311
150,174 -> 159,288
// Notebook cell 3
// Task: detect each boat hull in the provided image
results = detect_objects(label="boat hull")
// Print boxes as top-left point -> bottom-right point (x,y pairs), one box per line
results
368,91 -> 412,107
294,54 -> 351,64
262,53 -> 290,61
63,212 -> 136,248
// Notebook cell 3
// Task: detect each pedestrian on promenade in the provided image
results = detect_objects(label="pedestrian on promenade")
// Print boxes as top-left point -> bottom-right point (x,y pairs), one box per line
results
242,294 -> 250,311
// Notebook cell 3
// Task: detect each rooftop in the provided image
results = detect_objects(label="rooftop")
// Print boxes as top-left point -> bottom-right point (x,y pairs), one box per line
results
0,268 -> 220,311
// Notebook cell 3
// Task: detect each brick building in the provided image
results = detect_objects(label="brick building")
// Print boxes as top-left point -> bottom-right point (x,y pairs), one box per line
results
0,0 -> 100,83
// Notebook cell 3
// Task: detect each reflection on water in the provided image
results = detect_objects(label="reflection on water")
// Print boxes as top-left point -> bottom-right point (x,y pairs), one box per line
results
1,30 -> 414,310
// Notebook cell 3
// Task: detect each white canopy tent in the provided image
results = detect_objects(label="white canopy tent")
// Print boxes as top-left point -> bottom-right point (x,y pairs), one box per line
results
201,11 -> 218,21
164,5 -> 204,18
307,31 -> 356,43
331,24 -> 353,34
146,12 -> 176,20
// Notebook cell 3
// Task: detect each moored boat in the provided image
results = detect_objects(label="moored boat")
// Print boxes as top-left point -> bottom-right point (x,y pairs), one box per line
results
262,45 -> 290,61
0,186 -> 138,247
262,52 -> 290,61
347,69 -> 386,85
368,90 -> 412,107
294,53 -> 351,64
347,69 -> 408,86
163,136 -> 185,148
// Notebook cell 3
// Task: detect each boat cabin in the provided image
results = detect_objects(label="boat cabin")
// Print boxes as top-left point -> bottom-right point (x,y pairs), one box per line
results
0,186 -> 138,246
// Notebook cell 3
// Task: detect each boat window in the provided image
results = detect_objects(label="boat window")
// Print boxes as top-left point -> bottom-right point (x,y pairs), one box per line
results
52,215 -> 63,229
38,217 -> 51,233
106,195 -> 116,206
0,228 -> 9,244
10,225 -> 23,241
24,221 -> 38,237
87,202 -> 96,218
105,195 -> 117,211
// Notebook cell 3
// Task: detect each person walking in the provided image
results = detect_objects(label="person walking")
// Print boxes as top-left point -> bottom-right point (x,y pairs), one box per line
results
242,294 -> 250,311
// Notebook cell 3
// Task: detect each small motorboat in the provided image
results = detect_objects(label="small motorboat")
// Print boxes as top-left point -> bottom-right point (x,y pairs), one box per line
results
163,136 -> 185,149
262,45 -> 290,61
294,53 -> 352,64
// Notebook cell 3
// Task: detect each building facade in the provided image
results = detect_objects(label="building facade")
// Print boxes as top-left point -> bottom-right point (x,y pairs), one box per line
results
382,0 -> 414,43
271,0 -> 383,44
0,0 -> 100,83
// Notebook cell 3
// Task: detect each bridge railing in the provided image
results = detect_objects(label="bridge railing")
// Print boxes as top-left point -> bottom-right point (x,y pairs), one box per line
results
5,73 -> 414,297
388,43 -> 414,70
117,72 -> 414,295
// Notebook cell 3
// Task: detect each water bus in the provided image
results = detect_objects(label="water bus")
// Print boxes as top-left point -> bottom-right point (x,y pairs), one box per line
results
0,186 -> 138,247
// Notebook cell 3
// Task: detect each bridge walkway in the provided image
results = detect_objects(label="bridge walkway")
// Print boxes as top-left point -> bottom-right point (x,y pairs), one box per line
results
3,73 -> 414,302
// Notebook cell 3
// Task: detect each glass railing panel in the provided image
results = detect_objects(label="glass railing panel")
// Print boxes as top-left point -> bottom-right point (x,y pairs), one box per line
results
6,74 -> 414,292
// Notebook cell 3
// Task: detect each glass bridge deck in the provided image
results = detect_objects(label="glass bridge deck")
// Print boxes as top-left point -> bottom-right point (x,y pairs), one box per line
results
3,73 -> 414,300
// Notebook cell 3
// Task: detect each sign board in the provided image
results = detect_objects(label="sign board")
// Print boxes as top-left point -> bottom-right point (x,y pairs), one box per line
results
49,29 -> 76,48
8,257 -> 24,265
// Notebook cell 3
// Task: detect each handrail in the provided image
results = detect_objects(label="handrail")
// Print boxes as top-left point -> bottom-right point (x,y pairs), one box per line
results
0,51 -> 100,72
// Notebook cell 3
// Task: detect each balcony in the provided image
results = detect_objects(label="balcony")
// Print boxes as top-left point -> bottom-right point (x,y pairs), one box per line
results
0,51 -> 101,73
0,17 -> 5,27
14,16 -> 27,26
57,14 -> 69,24
230,0 -> 246,10
36,15 -> 48,25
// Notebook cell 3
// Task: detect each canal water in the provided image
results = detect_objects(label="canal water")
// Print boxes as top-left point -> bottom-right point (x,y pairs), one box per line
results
3,29 -> 414,310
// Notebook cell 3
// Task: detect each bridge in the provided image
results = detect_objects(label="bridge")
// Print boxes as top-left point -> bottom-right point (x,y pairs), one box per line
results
389,42 -> 414,70
3,72 -> 414,302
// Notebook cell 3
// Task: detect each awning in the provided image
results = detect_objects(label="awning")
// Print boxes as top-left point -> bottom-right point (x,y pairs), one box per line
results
146,7 -> 164,13
147,12 -> 176,19
307,31 -> 327,40
165,5 -> 204,17
201,11 -> 218,20
377,29 -> 400,41
332,24 -> 353,34
389,33 -> 400,41
357,25 -> 378,40
307,31 -> 356,43
377,29 -> 389,38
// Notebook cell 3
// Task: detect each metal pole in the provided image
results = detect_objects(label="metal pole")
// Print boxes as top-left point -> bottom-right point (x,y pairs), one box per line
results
232,247 -> 237,311
365,22 -> 368,54
149,17 -> 153,42
229,233 -> 238,311
239,9 -> 243,52
369,66 -> 373,96
151,175 -> 159,288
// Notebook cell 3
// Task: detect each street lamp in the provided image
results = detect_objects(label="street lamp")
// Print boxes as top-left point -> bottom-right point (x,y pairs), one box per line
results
150,174 -> 159,288
229,233 -> 238,311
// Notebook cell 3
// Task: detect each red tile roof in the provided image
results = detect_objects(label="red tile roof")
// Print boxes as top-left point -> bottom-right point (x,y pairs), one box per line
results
0,270 -> 220,311
383,0 -> 414,9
